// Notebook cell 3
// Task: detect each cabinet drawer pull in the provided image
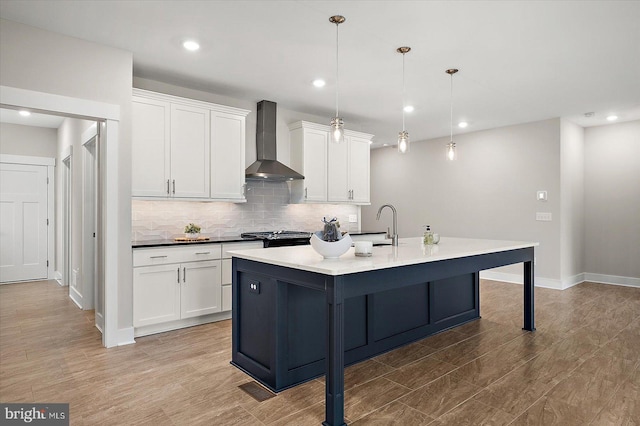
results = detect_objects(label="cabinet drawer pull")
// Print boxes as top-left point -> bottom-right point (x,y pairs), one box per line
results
177,267 -> 180,283
195,252 -> 210,255
183,267 -> 186,283
172,179 -> 176,195
166,179 -> 170,195
150,255 -> 168,259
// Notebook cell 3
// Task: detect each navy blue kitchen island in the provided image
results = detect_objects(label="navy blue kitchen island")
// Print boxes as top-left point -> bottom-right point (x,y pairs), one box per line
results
230,237 -> 537,426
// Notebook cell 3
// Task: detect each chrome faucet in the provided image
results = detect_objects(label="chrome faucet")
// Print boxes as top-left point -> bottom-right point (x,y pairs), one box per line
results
376,204 -> 398,246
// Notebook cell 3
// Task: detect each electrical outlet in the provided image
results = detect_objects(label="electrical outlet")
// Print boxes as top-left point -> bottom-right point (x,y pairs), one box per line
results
348,214 -> 358,223
248,280 -> 260,294
536,212 -> 552,221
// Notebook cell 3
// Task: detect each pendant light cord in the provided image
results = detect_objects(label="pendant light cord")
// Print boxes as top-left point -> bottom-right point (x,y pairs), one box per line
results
335,22 -> 339,117
402,52 -> 406,132
450,72 -> 453,141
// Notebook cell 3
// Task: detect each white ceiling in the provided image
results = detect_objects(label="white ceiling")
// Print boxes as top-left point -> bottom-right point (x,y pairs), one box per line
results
0,108 -> 65,128
1,1 -> 639,147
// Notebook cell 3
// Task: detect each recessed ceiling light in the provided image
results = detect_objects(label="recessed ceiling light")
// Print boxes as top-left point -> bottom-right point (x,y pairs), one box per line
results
312,79 -> 326,88
403,105 -> 414,113
458,121 -> 468,128
183,40 -> 200,51
18,110 -> 31,117
606,115 -> 618,121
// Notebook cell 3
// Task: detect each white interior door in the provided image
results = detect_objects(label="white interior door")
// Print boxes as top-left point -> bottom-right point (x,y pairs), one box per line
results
0,162 -> 49,283
82,129 -> 97,310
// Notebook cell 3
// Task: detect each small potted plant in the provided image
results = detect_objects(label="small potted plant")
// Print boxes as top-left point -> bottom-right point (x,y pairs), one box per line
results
184,223 -> 201,239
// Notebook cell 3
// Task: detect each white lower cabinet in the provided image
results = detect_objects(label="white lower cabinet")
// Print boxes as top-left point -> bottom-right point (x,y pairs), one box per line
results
133,241 -> 263,336
180,260 -> 221,319
133,263 -> 181,327
133,244 -> 224,334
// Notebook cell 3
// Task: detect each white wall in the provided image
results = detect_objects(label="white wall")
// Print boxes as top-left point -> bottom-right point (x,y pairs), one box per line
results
363,119 -> 562,283
0,122 -> 57,158
560,119 -> 585,286
584,120 -> 640,280
1,18 -> 133,338
55,118 -> 94,289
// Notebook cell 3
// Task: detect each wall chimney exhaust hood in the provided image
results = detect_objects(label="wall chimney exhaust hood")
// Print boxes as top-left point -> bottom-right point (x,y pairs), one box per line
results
245,100 -> 304,181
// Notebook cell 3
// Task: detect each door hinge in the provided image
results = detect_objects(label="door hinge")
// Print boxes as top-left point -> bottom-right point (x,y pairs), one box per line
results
47,260 -> 49,267
46,218 -> 49,225
47,177 -> 49,184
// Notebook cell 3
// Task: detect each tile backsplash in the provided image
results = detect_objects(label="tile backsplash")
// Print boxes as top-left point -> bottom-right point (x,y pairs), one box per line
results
132,181 -> 361,241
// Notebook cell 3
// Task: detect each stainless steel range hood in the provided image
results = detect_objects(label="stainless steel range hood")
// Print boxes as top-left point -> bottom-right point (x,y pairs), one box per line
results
245,100 -> 304,181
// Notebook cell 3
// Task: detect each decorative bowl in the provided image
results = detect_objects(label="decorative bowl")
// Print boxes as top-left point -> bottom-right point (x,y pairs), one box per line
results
310,232 -> 352,259
185,233 -> 200,239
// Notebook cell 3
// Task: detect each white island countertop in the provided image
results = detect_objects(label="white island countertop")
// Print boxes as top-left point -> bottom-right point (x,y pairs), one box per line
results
228,237 -> 539,276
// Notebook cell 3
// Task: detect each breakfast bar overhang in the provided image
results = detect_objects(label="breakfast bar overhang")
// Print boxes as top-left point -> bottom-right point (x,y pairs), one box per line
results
230,237 -> 537,426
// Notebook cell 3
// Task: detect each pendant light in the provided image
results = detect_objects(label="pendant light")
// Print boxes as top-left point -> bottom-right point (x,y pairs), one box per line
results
445,68 -> 459,161
397,47 -> 411,154
329,15 -> 346,144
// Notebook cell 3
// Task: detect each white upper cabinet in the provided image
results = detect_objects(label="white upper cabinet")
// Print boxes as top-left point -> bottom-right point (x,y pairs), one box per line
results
132,89 -> 249,201
132,97 -> 171,197
289,122 -> 328,203
170,103 -> 210,198
345,135 -> 371,203
290,121 -> 372,204
210,111 -> 246,200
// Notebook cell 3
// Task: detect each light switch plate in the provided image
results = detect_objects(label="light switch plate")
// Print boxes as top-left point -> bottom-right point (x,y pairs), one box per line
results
536,212 -> 552,221
537,190 -> 548,201
348,214 -> 358,223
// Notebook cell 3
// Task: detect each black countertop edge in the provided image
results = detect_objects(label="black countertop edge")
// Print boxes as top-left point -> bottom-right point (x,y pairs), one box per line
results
132,231 -> 387,248
132,236 -> 260,248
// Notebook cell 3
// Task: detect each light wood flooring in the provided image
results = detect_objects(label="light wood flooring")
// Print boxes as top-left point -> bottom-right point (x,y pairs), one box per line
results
1,279 -> 639,425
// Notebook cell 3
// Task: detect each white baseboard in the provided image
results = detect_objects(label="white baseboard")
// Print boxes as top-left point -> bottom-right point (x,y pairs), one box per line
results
117,327 -> 135,346
69,287 -> 83,308
54,271 -> 64,286
584,273 -> 640,288
562,273 -> 585,290
480,270 -> 639,290
479,271 -> 563,290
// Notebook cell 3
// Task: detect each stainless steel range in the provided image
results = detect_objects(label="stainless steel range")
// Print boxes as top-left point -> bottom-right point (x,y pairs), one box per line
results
241,230 -> 312,248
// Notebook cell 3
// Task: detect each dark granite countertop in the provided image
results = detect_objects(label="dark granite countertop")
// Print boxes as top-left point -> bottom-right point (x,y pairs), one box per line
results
132,235 -> 260,248
132,231 -> 386,248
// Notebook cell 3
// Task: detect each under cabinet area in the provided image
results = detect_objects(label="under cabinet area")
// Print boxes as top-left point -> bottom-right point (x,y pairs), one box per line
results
132,89 -> 249,202
132,241 -> 263,337
289,121 -> 373,204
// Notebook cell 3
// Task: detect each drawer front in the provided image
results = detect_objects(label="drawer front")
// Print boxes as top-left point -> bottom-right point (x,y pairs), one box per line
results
133,244 -> 222,267
221,241 -> 264,258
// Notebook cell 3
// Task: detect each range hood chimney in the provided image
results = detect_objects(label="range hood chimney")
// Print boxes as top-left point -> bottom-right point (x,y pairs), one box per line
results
245,100 -> 304,181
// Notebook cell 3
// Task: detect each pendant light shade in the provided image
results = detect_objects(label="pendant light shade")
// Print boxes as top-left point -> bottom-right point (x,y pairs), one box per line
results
446,68 -> 459,161
397,47 -> 411,154
329,15 -> 346,144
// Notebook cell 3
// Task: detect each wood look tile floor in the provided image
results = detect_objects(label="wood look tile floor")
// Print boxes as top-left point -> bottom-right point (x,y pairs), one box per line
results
1,279 -> 639,425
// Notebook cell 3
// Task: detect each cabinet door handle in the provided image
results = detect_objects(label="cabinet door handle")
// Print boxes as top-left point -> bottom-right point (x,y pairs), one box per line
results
351,189 -> 354,200
195,252 -> 210,255
305,187 -> 308,199
150,255 -> 168,259
172,179 -> 176,195
183,267 -> 186,283
166,179 -> 170,195
177,267 -> 180,283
